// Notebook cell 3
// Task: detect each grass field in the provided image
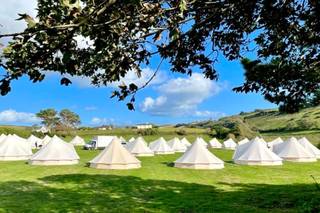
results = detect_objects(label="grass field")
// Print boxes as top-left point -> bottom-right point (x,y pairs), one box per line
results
0,146 -> 319,212
1,123 -> 320,212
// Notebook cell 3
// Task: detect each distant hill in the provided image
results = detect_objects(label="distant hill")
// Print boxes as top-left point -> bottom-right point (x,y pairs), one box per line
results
177,106 -> 320,139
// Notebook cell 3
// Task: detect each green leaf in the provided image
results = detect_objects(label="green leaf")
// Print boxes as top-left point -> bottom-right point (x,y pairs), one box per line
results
126,102 -> 135,111
16,13 -> 36,28
60,77 -> 72,86
129,83 -> 138,91
60,0 -> 80,9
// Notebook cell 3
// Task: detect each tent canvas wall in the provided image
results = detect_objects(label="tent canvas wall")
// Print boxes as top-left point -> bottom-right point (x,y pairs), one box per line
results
0,135 -> 32,161
0,134 -> 6,142
29,135 -> 80,165
27,135 -> 43,149
174,140 -> 224,169
89,138 -> 141,169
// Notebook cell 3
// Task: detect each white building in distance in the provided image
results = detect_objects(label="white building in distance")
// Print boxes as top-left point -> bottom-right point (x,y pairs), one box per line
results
136,124 -> 152,129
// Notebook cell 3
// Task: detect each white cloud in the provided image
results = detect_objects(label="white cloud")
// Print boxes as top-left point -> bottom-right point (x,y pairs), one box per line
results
141,73 -> 225,117
0,0 -> 37,44
84,106 -> 97,111
194,110 -> 226,118
0,109 -> 40,123
90,117 -> 114,125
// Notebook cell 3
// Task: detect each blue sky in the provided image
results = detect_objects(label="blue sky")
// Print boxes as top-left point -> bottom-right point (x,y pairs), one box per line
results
0,1 -> 276,126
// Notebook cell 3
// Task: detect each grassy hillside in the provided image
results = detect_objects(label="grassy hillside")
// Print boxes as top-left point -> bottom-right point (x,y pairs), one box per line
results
2,106 -> 320,145
179,106 -> 320,145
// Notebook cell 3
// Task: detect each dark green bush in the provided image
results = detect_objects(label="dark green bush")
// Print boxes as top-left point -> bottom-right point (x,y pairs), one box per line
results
175,128 -> 187,135
285,121 -> 298,131
207,129 -> 217,137
137,128 -> 158,136
296,119 -> 317,130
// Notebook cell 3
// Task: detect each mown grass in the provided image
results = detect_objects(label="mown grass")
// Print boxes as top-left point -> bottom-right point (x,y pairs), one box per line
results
0,147 -> 319,212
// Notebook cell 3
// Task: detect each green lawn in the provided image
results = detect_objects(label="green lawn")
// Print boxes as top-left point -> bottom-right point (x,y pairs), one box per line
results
0,147 -> 319,212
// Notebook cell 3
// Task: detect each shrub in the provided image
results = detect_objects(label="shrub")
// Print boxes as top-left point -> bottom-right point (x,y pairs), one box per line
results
31,131 -> 45,138
296,119 -> 317,130
137,128 -> 158,136
175,128 -> 187,135
227,133 -> 236,140
0,127 -> 32,138
212,125 -> 231,138
285,121 -> 298,131
207,129 -> 217,137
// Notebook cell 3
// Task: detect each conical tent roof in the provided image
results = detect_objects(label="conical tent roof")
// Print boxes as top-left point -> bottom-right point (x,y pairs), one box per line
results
119,136 -> 126,143
233,137 -> 269,160
223,138 -> 237,150
149,137 -> 174,154
233,137 -> 282,165
42,135 -> 51,146
298,137 -> 320,159
89,138 -> 141,169
29,135 -> 80,165
174,140 -> 224,169
259,137 -> 267,145
13,134 -> 31,150
27,135 -> 43,149
233,137 -> 258,160
128,137 -> 135,142
197,137 -> 208,147
268,137 -> 283,148
126,137 -> 154,156
168,137 -> 187,152
208,138 -> 222,148
0,135 -> 32,160
70,136 -> 85,146
181,138 -> 191,147
238,138 -> 250,145
273,137 -> 316,162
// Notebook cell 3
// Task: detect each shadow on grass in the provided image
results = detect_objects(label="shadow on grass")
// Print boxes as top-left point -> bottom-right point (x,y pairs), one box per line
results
161,162 -> 174,167
0,174 -> 319,212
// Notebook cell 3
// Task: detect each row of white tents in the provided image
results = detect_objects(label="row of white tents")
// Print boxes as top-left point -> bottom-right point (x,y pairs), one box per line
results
0,133 -> 319,170
26,134 -> 86,148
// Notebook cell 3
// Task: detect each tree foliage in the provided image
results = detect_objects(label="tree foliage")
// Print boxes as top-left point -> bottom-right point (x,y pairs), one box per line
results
59,109 -> 81,128
0,0 -> 319,110
36,108 -> 80,129
36,109 -> 60,129
234,58 -> 320,113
